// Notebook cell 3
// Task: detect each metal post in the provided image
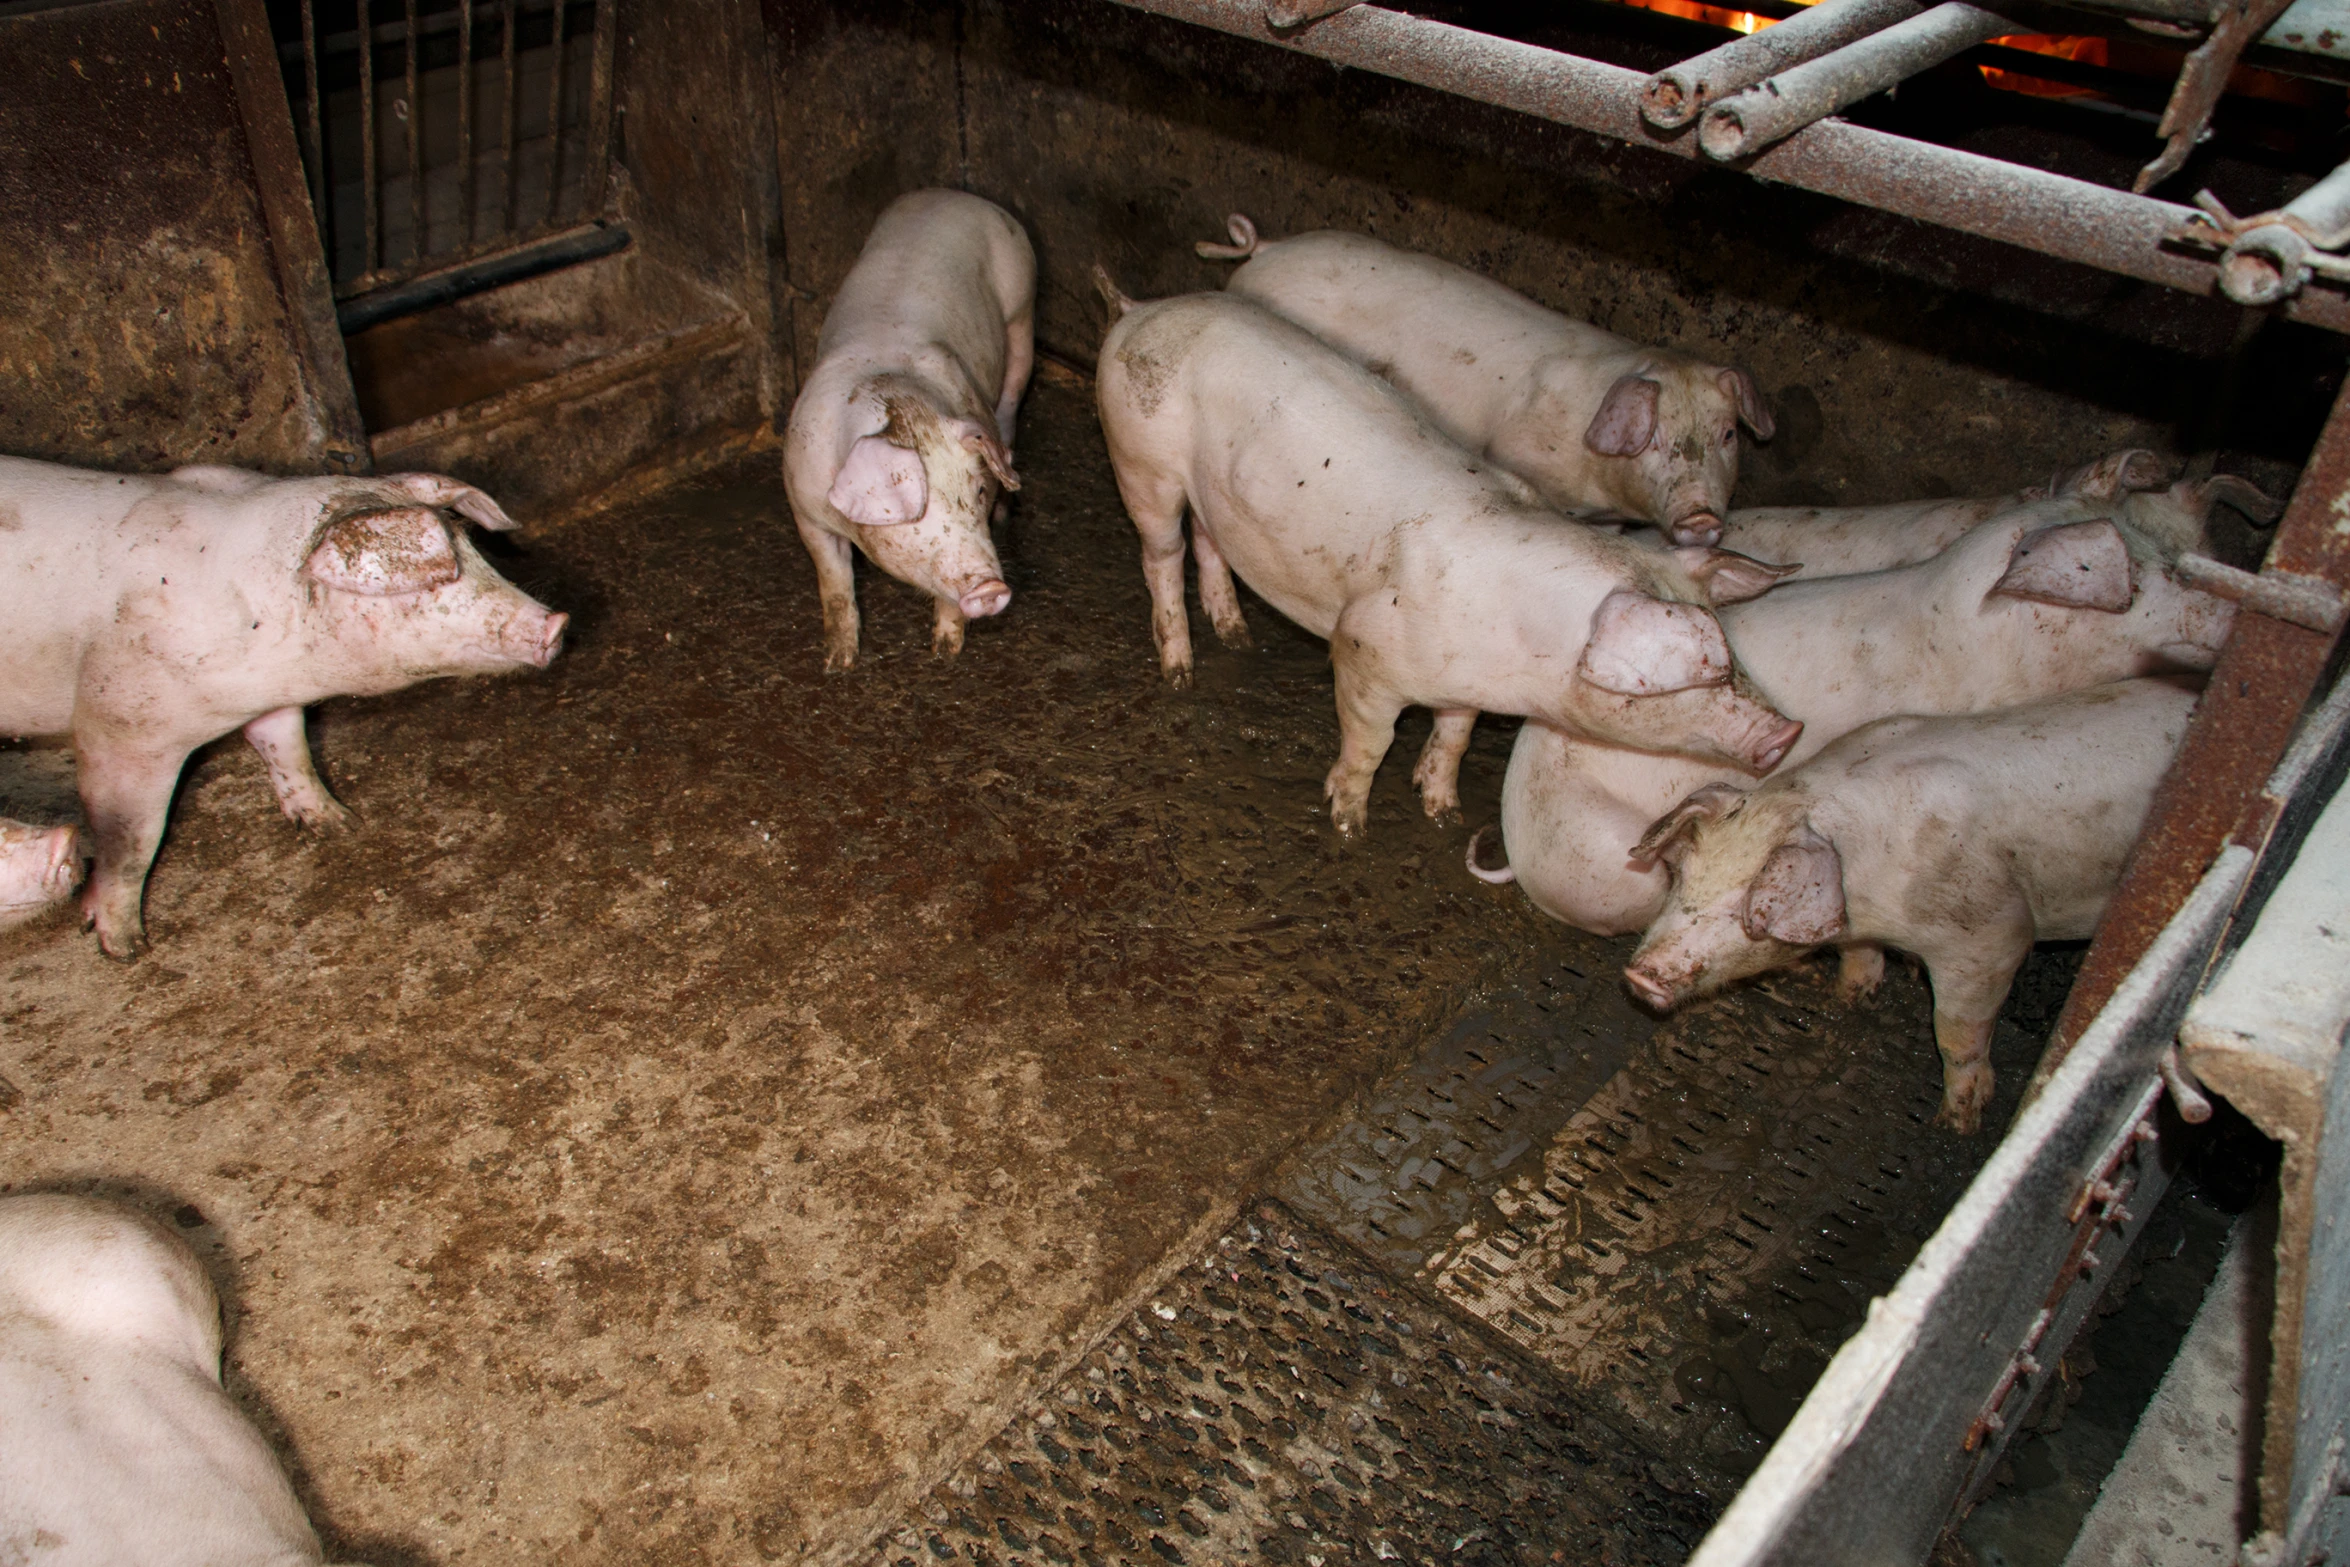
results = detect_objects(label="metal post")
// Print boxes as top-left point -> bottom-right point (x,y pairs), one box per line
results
457,0 -> 476,248
1698,1 -> 2014,161
500,0 -> 520,233
582,0 -> 617,216
403,0 -> 422,266
543,0 -> 569,228
1643,0 -> 1923,130
298,0 -> 332,277
359,0 -> 379,276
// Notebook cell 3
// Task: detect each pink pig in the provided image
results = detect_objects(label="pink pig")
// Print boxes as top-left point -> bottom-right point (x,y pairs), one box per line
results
0,457 -> 566,959
1095,283 -> 1799,836
1200,216 -> 1773,546
1624,679 -> 2195,1132
1485,499 -> 2239,935
0,819 -> 81,933
783,189 -> 1036,667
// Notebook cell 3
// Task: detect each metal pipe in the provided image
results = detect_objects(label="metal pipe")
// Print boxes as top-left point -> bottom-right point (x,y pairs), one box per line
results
1100,0 -> 2350,334
543,0 -> 569,227
582,0 -> 618,216
403,0 -> 422,265
1697,1 -> 2014,161
299,0 -> 331,278
1644,0 -> 1923,131
2217,158 -> 2350,306
359,0 -> 378,276
457,0 -> 475,248
499,0 -> 520,233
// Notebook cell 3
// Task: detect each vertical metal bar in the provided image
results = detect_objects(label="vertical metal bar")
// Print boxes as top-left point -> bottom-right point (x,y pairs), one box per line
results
299,0 -> 332,279
542,0 -> 569,227
581,0 -> 616,216
456,0 -> 475,248
359,0 -> 378,275
499,0 -> 520,234
403,0 -> 422,266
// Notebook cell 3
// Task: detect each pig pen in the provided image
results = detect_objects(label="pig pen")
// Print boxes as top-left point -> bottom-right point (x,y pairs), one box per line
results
2,1 -> 2347,1564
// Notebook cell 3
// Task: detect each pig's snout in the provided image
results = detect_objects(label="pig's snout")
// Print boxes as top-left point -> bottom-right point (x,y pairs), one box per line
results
1666,512 -> 1725,548
1749,716 -> 1803,773
959,580 -> 1012,620
523,610 -> 568,668
1623,963 -> 1677,1012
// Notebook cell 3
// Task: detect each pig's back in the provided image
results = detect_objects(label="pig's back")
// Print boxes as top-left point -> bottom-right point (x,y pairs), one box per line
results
1716,494 -> 2014,578
817,191 -> 1030,379
0,459 -> 167,732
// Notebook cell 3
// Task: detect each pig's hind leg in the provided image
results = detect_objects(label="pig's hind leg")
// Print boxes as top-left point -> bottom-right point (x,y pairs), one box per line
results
1189,526 -> 1253,650
1835,942 -> 1886,1004
1118,467 -> 1197,686
244,707 -> 355,833
1325,643 -> 1406,839
1916,911 -> 2033,1134
1411,710 -> 1476,822
72,735 -> 192,961
797,518 -> 862,672
997,305 -> 1035,452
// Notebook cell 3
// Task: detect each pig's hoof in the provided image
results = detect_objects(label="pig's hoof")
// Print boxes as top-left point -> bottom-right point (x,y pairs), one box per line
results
1934,1071 -> 1993,1134
293,799 -> 359,835
1162,664 -> 1194,691
822,648 -> 857,674
1419,794 -> 1463,826
1212,620 -> 1254,651
931,632 -> 965,659
92,921 -> 147,962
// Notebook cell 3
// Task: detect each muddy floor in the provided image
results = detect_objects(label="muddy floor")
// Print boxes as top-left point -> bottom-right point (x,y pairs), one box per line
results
0,371 -> 1575,1566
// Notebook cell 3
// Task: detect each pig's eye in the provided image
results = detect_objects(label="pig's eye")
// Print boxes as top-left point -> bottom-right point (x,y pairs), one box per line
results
1721,430 -> 1736,447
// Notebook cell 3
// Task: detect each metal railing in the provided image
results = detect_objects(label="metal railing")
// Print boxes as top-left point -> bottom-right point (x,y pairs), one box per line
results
276,0 -> 618,306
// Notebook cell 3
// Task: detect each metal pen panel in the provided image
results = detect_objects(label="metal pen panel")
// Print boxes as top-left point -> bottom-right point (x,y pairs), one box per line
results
403,0 -> 421,266
543,0 -> 568,228
457,0 -> 475,248
358,0 -> 377,277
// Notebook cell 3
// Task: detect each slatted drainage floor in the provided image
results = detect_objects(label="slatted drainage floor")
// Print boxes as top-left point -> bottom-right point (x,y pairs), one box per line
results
877,942 -> 2064,1564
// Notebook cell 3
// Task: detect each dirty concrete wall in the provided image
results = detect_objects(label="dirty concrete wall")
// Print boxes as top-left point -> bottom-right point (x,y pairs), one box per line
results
761,0 -> 2340,541
0,1 -> 357,474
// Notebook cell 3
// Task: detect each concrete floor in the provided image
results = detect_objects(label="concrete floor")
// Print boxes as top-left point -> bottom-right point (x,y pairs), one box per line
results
0,371 -> 1566,1566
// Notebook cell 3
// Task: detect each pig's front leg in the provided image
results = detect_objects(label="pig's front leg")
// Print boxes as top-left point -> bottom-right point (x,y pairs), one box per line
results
1835,942 -> 1886,1004
1118,468 -> 1195,686
798,517 -> 862,672
1930,1012 -> 1999,1135
932,597 -> 969,659
1325,647 -> 1405,839
1411,709 -> 1477,822
243,707 -> 355,833
73,735 -> 192,961
1189,526 -> 1253,650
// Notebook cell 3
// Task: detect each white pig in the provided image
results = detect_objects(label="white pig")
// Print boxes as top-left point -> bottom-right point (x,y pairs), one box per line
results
1199,215 -> 1774,546
1485,500 -> 2235,935
1623,679 -> 2195,1132
0,458 -> 567,959
0,1194 -> 359,1567
1095,282 -> 1800,836
0,819 -> 81,933
783,189 -> 1036,667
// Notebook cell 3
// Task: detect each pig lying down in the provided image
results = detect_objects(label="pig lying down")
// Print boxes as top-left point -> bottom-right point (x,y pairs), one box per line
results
1624,679 -> 2196,1133
1488,494 -> 2243,935
784,189 -> 1036,667
1094,281 -> 1799,836
0,1194 -> 354,1567
0,458 -> 566,959
0,819 -> 81,932
1199,215 -> 1773,545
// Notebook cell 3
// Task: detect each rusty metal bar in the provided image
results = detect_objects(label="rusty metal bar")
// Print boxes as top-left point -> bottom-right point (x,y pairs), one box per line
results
581,0 -> 617,215
542,0 -> 569,227
499,0 -> 520,233
1644,0 -> 1923,130
2175,553 -> 2350,634
1100,0 -> 2350,334
359,0 -> 378,276
1698,2 -> 2015,161
2040,373 -> 2350,1074
457,0 -> 476,247
402,0 -> 422,266
298,0 -> 330,270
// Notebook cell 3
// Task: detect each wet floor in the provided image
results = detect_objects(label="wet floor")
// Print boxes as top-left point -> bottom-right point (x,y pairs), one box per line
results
0,371 -> 1570,1565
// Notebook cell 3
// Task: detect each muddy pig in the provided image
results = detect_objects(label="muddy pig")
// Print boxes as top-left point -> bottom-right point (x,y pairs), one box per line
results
0,819 -> 80,933
1486,498 -> 2237,935
784,190 -> 1035,667
1624,679 -> 2195,1132
1095,282 -> 1799,836
1199,216 -> 1772,546
0,457 -> 567,959
0,1194 -> 360,1566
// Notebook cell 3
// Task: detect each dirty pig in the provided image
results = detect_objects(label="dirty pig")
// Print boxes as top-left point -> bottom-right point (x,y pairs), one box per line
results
0,458 -> 566,959
1624,679 -> 2194,1132
1094,281 -> 1800,836
784,189 -> 1036,667
0,818 -> 80,933
1200,215 -> 1773,546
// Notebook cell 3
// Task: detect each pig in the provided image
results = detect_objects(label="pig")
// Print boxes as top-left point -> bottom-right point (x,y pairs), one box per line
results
1622,679 -> 2196,1132
783,190 -> 1036,667
1623,454 -> 2275,580
0,1194 -> 359,1567
1483,498 -> 2237,935
1198,215 -> 1773,546
1094,281 -> 1801,836
0,819 -> 81,933
0,457 -> 567,959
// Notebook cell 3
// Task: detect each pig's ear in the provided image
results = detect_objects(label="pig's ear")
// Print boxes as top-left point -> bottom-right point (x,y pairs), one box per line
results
1585,375 -> 1660,457
2053,449 -> 2168,501
1577,592 -> 1732,696
828,437 -> 929,527
1672,546 -> 1801,605
1630,782 -> 1745,866
1721,369 -> 1775,440
1991,519 -> 2135,612
959,426 -> 1022,493
1742,826 -> 1846,945
382,473 -> 518,531
303,508 -> 461,596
